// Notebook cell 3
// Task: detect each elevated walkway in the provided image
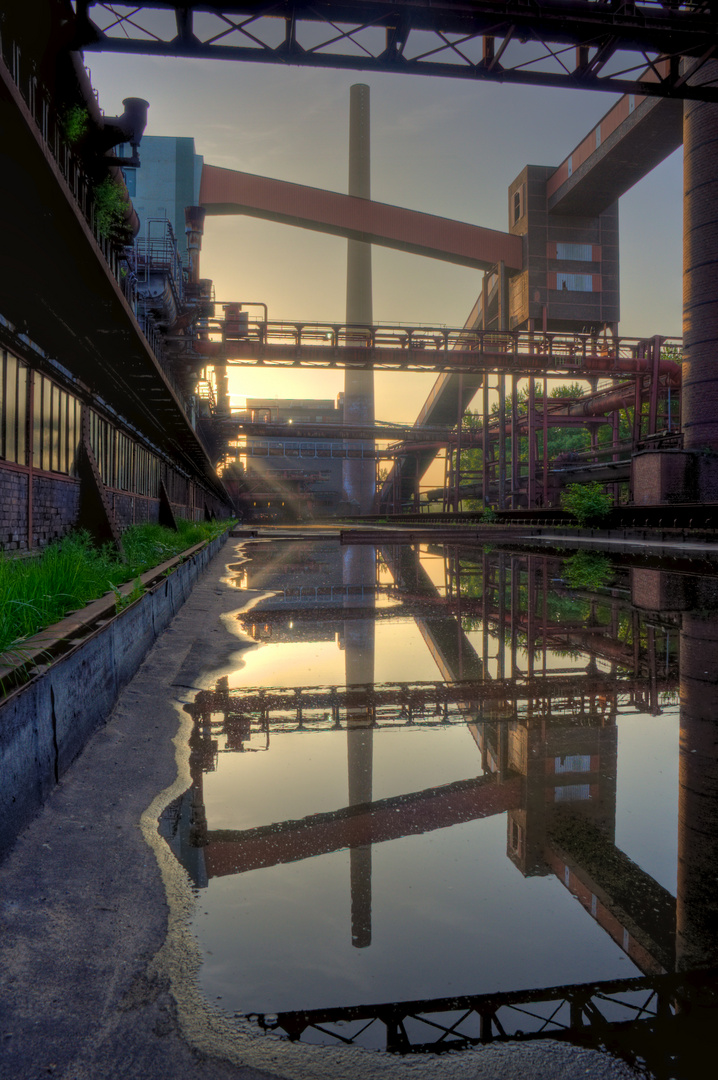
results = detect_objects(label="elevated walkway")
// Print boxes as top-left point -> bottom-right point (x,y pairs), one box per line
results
199,164 -> 522,272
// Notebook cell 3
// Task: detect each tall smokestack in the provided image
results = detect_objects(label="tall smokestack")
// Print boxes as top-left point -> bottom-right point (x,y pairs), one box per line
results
343,84 -> 375,514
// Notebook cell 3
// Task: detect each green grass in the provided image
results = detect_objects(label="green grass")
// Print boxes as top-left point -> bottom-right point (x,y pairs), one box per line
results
0,518 -> 233,660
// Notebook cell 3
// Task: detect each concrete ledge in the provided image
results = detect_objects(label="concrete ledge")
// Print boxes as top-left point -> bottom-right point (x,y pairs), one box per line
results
0,529 -> 231,860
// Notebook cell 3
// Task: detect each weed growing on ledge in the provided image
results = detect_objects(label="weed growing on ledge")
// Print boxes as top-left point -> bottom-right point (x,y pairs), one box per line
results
0,519 -> 234,659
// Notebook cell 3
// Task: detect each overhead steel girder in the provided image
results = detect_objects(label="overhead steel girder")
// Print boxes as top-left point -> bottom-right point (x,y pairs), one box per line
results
73,1 -> 718,101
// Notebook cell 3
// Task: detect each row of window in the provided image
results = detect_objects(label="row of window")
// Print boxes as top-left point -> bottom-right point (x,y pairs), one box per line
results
0,348 -> 161,496
1,350 -> 28,465
87,410 -> 160,496
33,372 -> 81,475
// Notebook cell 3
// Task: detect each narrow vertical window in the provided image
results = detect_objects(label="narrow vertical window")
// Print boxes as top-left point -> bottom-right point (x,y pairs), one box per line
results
51,383 -> 60,473
5,352 -> 17,462
42,377 -> 52,471
16,360 -> 27,466
32,372 -> 42,468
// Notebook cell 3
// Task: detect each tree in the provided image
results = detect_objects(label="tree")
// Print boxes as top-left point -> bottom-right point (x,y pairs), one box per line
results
560,481 -> 612,526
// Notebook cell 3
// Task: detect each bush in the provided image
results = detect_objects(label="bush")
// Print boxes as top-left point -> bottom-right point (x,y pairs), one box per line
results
62,105 -> 89,146
560,482 -> 612,527
93,176 -> 128,240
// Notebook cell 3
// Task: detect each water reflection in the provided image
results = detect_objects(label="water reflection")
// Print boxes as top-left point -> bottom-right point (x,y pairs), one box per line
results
161,540 -> 718,1064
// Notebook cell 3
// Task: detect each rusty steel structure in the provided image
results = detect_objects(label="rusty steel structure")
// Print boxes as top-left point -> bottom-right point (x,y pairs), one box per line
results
198,315 -> 680,512
74,2 -> 718,100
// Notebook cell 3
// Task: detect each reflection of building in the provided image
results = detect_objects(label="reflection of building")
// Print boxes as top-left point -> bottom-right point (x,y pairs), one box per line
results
239,397 -> 344,521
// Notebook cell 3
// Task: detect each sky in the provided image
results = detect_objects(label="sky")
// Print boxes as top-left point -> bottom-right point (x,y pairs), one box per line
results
87,52 -> 683,424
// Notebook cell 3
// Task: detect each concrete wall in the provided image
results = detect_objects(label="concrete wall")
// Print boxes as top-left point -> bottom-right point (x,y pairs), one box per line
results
0,530 -> 230,860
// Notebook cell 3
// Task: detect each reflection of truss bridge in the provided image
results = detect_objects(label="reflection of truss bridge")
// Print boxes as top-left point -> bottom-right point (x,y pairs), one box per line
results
253,969 -> 718,1055
186,675 -> 674,739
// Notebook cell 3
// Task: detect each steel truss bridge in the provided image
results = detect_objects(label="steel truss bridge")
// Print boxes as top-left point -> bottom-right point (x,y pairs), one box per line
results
252,968 -> 718,1055
74,2 -> 718,101
188,323 -> 682,377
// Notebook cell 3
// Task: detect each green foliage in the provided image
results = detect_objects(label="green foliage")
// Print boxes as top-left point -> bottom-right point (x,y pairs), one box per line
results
560,481 -> 612,527
563,551 -> 612,591
93,176 -> 128,240
110,577 -> 145,614
481,506 -> 497,523
62,105 -> 89,146
0,519 -> 232,659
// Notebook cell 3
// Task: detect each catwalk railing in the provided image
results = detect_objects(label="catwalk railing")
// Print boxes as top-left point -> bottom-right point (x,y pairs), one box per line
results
182,321 -> 682,377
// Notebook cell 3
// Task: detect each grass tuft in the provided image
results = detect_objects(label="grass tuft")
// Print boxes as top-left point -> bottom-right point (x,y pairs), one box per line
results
0,519 -> 232,659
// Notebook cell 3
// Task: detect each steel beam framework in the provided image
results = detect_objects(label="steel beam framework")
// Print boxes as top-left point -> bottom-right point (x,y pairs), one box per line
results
73,2 -> 718,100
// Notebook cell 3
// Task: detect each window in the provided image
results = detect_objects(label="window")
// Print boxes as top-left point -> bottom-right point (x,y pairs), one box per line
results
567,155 -> 573,178
556,272 -> 594,292
32,374 -> 80,474
556,243 -> 593,261
555,784 -> 591,802
555,754 -> 592,774
513,188 -> 522,223
0,350 -> 29,465
629,94 -> 635,114
595,123 -> 601,149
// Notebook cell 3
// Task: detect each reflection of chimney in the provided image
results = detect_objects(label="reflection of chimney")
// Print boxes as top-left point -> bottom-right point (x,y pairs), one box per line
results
344,544 -> 375,948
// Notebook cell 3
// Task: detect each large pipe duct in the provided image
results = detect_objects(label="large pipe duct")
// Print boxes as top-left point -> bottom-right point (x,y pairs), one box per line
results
185,206 -> 206,286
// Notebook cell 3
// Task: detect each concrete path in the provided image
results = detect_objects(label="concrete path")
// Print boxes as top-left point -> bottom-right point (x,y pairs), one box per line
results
0,538 -> 641,1080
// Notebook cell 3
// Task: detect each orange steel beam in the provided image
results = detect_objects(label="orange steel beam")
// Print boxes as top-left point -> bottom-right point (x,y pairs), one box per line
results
199,164 -> 523,272
204,775 -> 521,878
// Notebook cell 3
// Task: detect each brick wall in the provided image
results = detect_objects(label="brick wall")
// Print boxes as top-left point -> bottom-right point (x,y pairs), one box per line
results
111,493 -> 135,530
0,470 -> 29,550
32,476 -> 81,548
0,462 -> 231,553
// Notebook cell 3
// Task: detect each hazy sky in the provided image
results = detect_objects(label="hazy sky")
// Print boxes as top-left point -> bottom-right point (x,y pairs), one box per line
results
88,53 -> 683,422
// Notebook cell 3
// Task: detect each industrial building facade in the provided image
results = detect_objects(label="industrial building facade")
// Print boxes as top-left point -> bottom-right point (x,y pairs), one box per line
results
0,9 -> 232,553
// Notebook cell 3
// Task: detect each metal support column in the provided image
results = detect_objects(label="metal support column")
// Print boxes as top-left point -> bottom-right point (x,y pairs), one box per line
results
482,375 -> 490,508
527,377 -> 536,507
542,377 -> 549,506
498,374 -> 506,509
511,374 -> 519,508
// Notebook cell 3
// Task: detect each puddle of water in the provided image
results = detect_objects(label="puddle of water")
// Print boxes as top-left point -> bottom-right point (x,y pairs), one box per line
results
160,540 -> 718,1060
